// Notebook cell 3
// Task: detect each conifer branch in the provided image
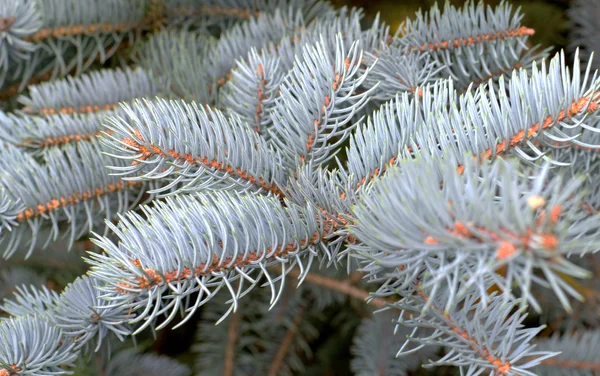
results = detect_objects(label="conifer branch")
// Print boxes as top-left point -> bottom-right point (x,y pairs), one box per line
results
0,315 -> 78,375
18,67 -> 158,116
415,26 -> 535,53
220,49 -> 284,135
0,0 -> 150,91
350,155 -> 600,313
137,8 -> 310,103
0,1 -> 599,374
534,330 -> 600,374
0,140 -> 149,258
540,358 -> 600,371
344,51 -> 600,192
413,282 -> 511,373
12,180 -> 142,223
101,99 -> 288,196
87,192 -> 327,334
0,111 -> 119,152
400,1 -> 546,90
268,34 -> 374,169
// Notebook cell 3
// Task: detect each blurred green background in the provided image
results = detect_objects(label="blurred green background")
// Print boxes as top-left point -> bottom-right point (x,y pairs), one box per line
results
332,0 -> 572,53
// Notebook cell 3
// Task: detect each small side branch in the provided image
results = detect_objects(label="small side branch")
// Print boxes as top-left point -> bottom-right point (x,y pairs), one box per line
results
541,357 -> 600,371
15,180 -> 142,222
267,305 -> 306,376
415,27 -> 534,52
285,268 -> 388,309
224,311 -> 239,376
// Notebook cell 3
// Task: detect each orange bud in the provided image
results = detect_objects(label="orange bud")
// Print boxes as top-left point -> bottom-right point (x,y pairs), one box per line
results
496,241 -> 516,259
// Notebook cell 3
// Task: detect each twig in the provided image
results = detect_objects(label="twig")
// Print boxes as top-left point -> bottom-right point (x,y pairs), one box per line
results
285,268 -> 388,309
223,311 -> 239,376
267,305 -> 306,376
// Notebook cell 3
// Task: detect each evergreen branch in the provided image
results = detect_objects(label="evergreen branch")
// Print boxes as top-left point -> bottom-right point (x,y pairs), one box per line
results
455,44 -> 551,92
284,164 -> 352,225
87,192 -> 327,334
0,0 -> 151,90
383,279 -> 557,375
10,176 -> 140,224
134,29 -> 215,102
400,1 -> 545,90
220,48 -> 284,135
0,38 -> 133,101
400,0 -> 533,52
541,359 -> 600,372
268,34 -> 374,169
0,111 -> 120,152
343,79 -> 454,191
411,285 -> 523,375
0,284 -> 60,318
0,1 -> 41,77
350,155 -> 600,313
0,139 -> 149,258
414,27 -> 534,53
534,330 -> 600,374
137,8 -> 310,103
54,276 -> 133,353
253,6 -> 387,81
24,21 -> 143,43
344,50 -> 600,192
218,6 -> 389,133
0,71 -> 51,101
0,315 -> 78,375
101,99 -> 288,197
362,46 -> 443,103
18,67 -> 158,116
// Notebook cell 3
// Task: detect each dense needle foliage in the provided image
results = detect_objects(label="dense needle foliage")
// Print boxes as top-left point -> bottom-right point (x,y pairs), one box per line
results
0,0 -> 599,375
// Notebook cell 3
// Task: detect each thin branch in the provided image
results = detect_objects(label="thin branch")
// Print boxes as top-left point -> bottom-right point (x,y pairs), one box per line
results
19,130 -> 112,149
540,358 -> 600,371
414,281 -> 512,375
267,304 -> 306,376
116,228 -> 328,293
15,180 -> 142,222
223,311 -> 239,376
285,268 -> 388,309
22,103 -> 117,116
414,26 -> 535,53
120,133 -> 285,197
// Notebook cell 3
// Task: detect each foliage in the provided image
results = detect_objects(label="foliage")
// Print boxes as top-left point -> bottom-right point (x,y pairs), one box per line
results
0,1 -> 599,375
